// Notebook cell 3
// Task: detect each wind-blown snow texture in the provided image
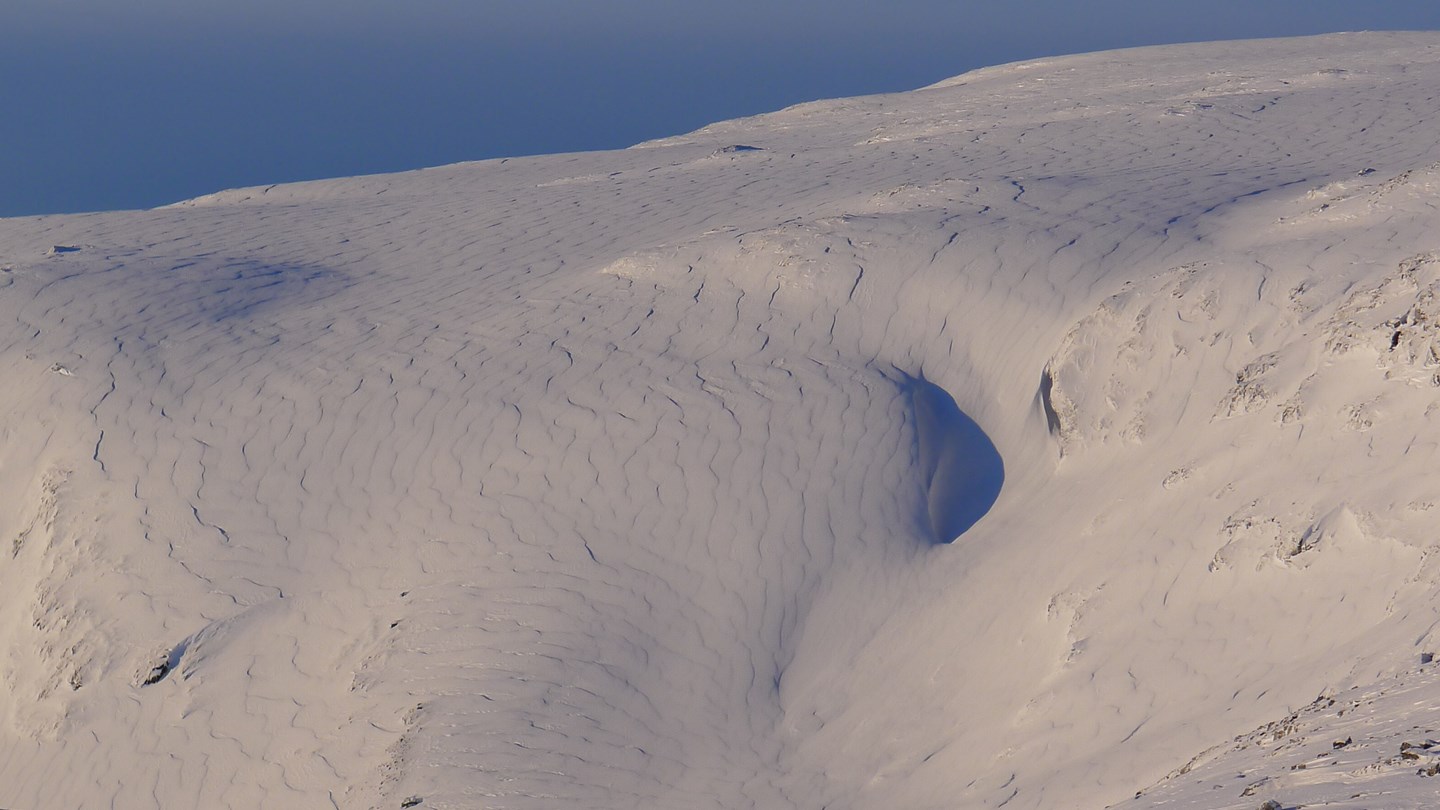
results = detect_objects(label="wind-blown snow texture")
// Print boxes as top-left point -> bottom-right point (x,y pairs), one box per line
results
3,32 -> 1440,810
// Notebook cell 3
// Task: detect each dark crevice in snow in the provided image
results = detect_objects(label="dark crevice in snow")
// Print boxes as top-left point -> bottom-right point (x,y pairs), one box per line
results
1038,368 -> 1062,437
140,640 -> 190,687
903,373 -> 1004,544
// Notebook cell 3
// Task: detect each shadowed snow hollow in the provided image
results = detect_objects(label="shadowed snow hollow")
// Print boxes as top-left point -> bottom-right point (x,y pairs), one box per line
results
905,374 -> 1003,543
4,30 -> 1440,810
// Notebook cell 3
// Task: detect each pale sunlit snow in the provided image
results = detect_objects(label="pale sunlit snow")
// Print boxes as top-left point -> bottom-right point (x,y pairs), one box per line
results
3,31 -> 1440,810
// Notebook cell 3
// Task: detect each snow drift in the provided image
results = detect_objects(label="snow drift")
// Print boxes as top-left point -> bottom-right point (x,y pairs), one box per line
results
3,31 -> 1440,810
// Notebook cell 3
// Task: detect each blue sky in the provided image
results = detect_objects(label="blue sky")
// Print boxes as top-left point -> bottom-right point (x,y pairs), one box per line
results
4,1 -> 1439,216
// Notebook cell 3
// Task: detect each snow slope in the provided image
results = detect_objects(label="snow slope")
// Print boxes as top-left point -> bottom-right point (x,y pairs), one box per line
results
3,31 -> 1440,810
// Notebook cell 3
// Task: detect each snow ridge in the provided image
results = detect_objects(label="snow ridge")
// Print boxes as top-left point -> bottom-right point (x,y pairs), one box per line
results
2,31 -> 1440,810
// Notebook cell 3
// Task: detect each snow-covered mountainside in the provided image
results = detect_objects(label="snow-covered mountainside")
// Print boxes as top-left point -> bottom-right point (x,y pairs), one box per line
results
3,31 -> 1440,810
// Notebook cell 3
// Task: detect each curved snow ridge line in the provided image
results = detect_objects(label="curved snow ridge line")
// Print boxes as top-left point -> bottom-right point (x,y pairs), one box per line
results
598,217 -> 1009,546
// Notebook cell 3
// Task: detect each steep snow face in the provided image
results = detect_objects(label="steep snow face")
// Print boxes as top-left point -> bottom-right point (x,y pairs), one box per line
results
3,31 -> 1440,810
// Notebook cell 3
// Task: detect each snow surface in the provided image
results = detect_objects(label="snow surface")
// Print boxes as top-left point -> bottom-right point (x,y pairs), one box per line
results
3,31 -> 1440,810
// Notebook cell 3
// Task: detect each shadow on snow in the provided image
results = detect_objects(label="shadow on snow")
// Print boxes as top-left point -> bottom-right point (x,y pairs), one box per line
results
902,372 -> 1004,544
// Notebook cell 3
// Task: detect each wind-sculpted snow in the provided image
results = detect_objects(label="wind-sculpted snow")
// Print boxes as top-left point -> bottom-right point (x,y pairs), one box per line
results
3,31 -> 1440,810
905,374 -> 1003,543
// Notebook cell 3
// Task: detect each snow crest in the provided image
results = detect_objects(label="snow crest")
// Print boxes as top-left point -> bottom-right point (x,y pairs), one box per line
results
3,31 -> 1440,810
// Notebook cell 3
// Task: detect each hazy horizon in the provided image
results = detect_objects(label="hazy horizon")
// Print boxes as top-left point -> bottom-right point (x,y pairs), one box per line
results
4,0 -> 1439,217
